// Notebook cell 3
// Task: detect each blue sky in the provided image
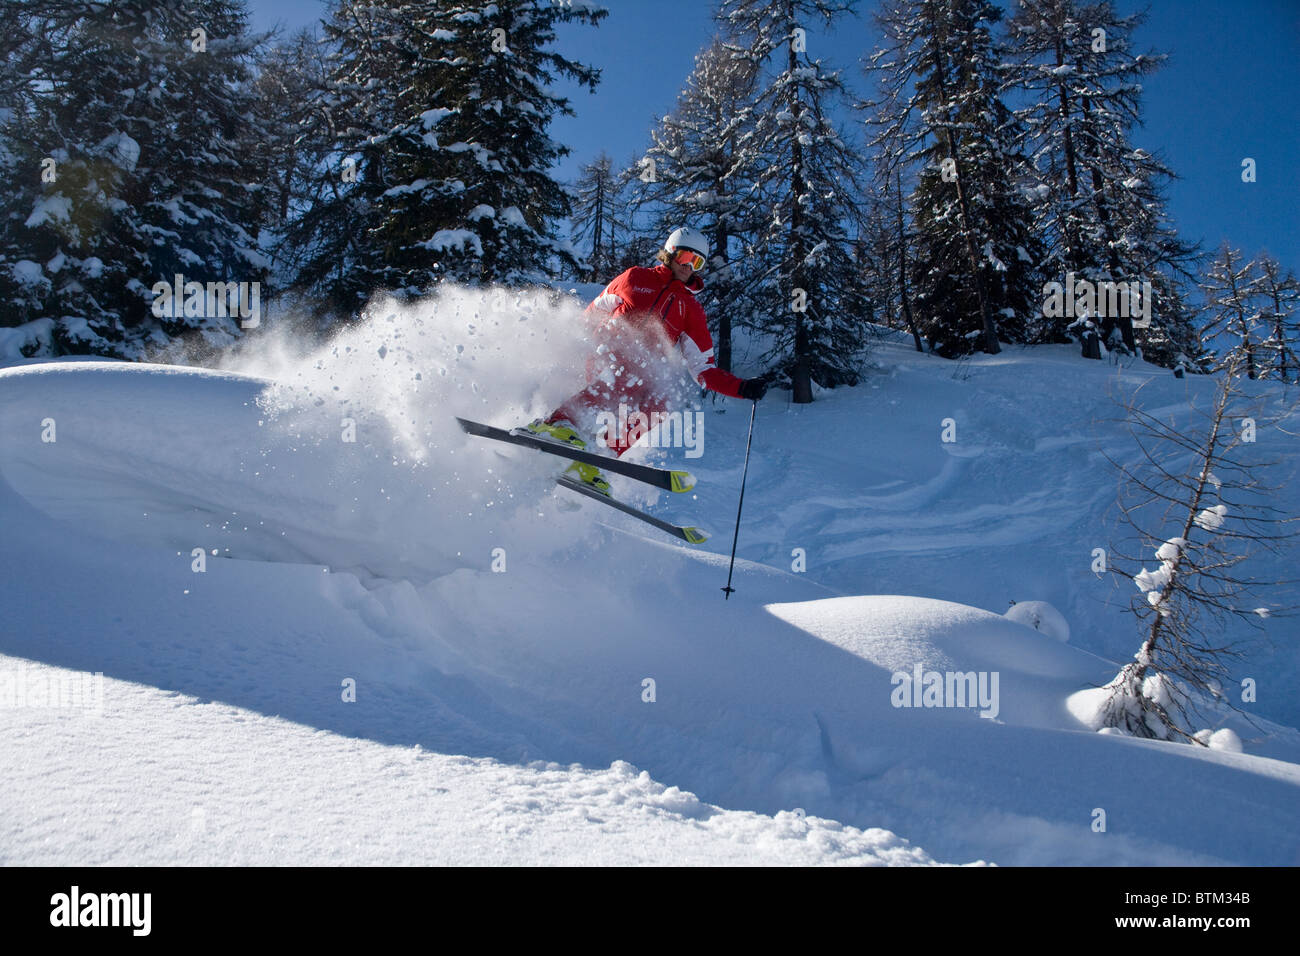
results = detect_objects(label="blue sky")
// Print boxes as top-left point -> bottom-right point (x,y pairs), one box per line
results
248,1 -> 1300,273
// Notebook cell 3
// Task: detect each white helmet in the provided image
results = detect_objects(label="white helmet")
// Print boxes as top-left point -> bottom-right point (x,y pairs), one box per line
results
665,226 -> 709,257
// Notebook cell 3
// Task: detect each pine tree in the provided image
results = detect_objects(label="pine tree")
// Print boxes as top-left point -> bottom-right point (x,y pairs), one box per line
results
876,0 -> 1044,357
0,3 -> 46,344
251,28 -> 330,230
279,4 -> 382,318
286,0 -> 604,318
289,1 -> 472,309
1,0 -> 271,358
432,1 -> 605,284
1200,244 -> 1263,381
860,44 -> 926,353
1003,0 -> 1196,358
863,172 -> 925,352
718,0 -> 870,401
1132,274 -> 1212,376
634,35 -> 764,374
1252,253 -> 1300,384
570,152 -> 625,281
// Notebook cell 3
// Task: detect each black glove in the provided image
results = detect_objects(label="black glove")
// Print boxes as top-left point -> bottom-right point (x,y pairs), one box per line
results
739,378 -> 768,401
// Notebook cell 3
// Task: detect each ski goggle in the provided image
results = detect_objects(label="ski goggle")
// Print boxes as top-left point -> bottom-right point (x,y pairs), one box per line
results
672,248 -> 705,272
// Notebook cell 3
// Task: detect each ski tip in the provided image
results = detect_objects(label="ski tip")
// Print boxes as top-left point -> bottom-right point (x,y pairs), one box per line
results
670,470 -> 696,493
683,527 -> 709,545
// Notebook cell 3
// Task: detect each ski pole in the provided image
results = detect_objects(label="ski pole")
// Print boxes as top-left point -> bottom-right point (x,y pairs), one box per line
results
721,400 -> 757,600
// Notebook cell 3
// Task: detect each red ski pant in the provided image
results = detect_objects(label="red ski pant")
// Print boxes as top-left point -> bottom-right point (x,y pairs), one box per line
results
548,380 -> 673,458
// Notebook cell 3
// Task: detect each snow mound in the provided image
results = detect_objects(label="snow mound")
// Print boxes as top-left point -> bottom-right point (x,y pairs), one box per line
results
1194,728 -> 1244,753
1004,600 -> 1070,643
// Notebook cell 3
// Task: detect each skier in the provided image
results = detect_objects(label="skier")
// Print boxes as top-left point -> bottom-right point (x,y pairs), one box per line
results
526,226 -> 768,494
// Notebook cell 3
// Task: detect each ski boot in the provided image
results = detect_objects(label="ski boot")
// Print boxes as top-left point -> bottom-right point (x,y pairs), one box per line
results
525,419 -> 612,497
563,461 -> 612,497
524,418 -> 588,449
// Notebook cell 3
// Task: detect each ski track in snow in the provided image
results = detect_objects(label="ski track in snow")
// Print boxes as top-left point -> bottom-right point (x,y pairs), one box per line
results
2,331 -> 1299,866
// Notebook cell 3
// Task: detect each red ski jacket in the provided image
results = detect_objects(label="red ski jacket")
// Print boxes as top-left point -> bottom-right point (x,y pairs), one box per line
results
584,265 -> 745,399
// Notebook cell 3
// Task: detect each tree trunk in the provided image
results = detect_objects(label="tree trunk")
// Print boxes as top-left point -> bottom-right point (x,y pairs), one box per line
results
1080,95 -> 1136,351
896,168 -> 923,352
1055,37 -> 1083,274
1268,283 -> 1295,381
927,7 -> 998,355
788,7 -> 813,402
714,221 -> 732,372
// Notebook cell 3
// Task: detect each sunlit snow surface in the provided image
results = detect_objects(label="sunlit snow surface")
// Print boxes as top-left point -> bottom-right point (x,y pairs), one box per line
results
2,296 -> 1299,865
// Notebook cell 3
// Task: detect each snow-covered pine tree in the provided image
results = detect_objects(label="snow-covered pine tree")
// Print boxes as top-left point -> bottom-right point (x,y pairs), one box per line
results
633,35 -> 764,374
862,172 -> 925,351
0,4 -> 46,344
433,1 -> 605,285
286,1 -> 464,316
287,0 -> 603,317
859,46 -> 927,354
1252,253 -> 1300,384
251,28 -> 331,230
1093,159 -> 1201,365
1,0 -> 271,358
1130,274 -> 1213,376
276,7 -> 370,317
570,152 -> 625,281
718,0 -> 870,401
1199,243 -> 1263,381
1003,0 -> 1195,358
872,0 -> 1044,357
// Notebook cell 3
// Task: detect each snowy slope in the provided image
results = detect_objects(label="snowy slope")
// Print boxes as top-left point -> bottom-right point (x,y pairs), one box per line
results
2,291 -> 1298,866
3,659 -> 938,867
703,337 -> 1300,728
